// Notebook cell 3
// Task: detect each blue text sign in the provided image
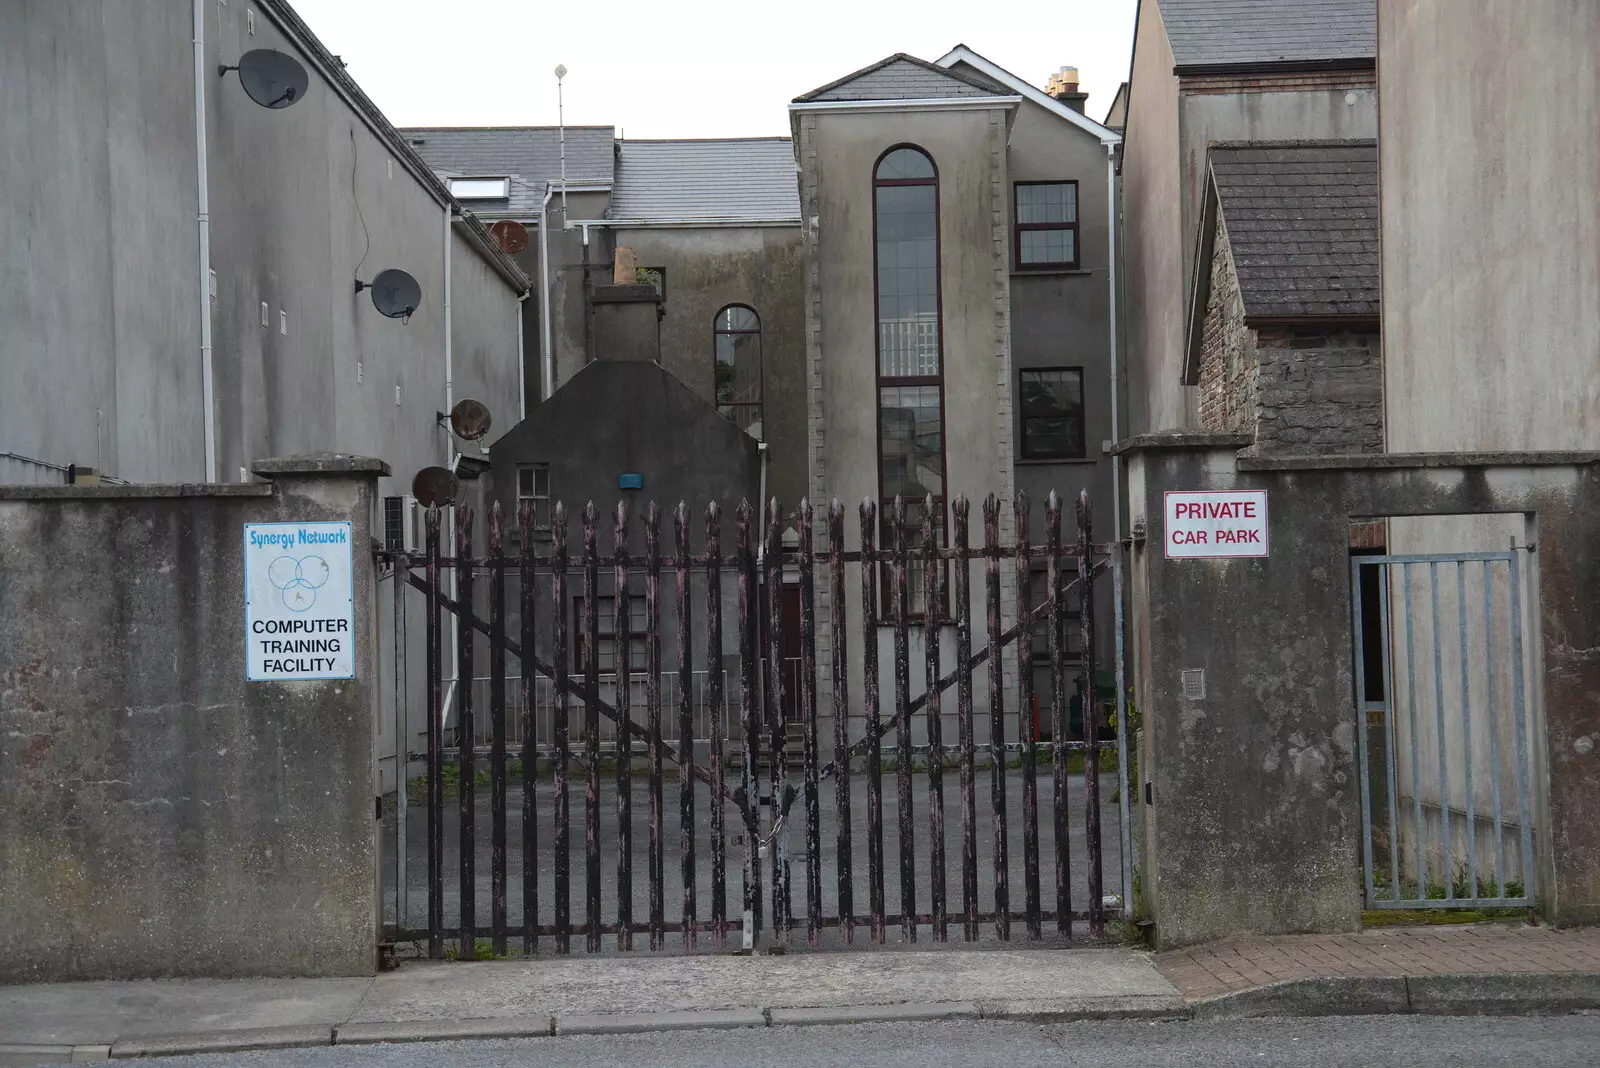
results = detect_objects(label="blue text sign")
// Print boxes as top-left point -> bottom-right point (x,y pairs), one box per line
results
244,521 -> 355,681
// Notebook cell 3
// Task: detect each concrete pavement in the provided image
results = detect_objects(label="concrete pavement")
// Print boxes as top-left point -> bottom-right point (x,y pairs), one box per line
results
5,923 -> 1600,1063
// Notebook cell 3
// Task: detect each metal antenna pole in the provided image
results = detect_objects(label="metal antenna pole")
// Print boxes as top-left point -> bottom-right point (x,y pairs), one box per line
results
555,65 -> 568,222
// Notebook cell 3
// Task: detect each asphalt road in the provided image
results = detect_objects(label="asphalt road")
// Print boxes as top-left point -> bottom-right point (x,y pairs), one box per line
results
130,1016 -> 1600,1068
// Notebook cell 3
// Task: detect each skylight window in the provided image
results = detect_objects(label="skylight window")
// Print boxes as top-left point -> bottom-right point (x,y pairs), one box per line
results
449,177 -> 510,200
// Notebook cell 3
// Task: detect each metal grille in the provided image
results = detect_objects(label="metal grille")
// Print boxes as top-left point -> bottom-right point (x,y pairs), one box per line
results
379,491 -> 1124,958
1352,551 -> 1536,909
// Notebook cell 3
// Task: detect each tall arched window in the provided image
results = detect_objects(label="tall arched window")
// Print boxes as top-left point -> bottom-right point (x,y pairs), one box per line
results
874,145 -> 946,617
714,304 -> 763,438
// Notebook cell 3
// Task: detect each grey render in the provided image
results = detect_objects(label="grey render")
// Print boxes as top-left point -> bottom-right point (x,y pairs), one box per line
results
0,459 -> 387,981
1120,0 -> 1377,435
1122,436 -> 1600,944
1377,0 -> 1600,456
791,48 -> 1122,717
2,1 -> 527,497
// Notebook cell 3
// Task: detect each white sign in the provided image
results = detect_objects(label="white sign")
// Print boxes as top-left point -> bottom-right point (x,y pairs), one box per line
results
1164,490 -> 1268,559
244,521 -> 355,681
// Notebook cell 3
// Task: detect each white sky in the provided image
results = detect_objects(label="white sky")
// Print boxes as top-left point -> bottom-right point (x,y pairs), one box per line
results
291,0 -> 1138,138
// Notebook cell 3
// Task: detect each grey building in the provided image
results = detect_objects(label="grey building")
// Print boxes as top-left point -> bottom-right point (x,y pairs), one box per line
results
404,130 -> 808,508
791,49 -> 1122,727
1187,141 -> 1381,456
2,1 -> 529,495
1121,0 -> 1378,435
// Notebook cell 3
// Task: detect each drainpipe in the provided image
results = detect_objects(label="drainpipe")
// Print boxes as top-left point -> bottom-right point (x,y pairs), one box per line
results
192,0 -> 217,482
1105,140 -> 1134,924
443,205 -> 460,722
444,205 -> 455,455
539,183 -> 555,399
516,290 -> 528,421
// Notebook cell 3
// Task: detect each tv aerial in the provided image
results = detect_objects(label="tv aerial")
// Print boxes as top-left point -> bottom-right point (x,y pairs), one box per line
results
448,399 -> 493,442
489,220 -> 530,255
411,466 -> 460,508
354,268 -> 422,323
218,49 -> 309,110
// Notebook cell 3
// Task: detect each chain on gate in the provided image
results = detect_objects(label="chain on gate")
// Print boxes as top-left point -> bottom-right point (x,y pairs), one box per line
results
382,490 -> 1119,957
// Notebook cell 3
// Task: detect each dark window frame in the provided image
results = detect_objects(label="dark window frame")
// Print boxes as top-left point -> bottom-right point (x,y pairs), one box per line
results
872,143 -> 950,623
713,303 -> 764,436
1013,180 -> 1080,271
572,592 -> 647,674
1018,366 -> 1088,461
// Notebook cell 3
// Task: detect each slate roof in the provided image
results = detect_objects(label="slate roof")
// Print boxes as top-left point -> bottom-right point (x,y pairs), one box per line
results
398,126 -> 616,216
1156,0 -> 1376,69
1210,140 -> 1379,318
794,53 -> 1010,103
610,139 -> 800,226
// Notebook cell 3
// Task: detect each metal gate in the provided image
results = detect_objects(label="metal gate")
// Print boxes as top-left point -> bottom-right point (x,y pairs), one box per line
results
1352,550 -> 1537,909
378,491 -> 1128,957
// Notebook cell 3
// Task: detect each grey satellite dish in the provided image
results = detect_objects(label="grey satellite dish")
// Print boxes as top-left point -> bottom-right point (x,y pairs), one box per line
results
411,466 -> 460,508
219,49 -> 309,110
355,268 -> 422,321
449,399 -> 493,442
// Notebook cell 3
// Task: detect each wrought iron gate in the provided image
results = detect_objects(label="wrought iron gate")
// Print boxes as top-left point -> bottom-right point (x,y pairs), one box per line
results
379,491 -> 1125,957
1352,550 -> 1537,909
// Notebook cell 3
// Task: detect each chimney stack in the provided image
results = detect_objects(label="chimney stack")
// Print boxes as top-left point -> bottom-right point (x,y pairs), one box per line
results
1045,65 -> 1088,113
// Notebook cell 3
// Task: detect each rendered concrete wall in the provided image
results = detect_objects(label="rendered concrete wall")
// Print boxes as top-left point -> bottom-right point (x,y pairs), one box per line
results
1123,435 -> 1600,945
1379,0 -> 1600,454
614,226 -> 808,510
0,456 -> 386,981
0,1 -> 523,501
1120,0 -> 1184,436
797,104 -> 1018,718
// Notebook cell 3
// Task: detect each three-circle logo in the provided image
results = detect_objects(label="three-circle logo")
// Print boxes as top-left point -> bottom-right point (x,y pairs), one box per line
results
266,554 -> 331,611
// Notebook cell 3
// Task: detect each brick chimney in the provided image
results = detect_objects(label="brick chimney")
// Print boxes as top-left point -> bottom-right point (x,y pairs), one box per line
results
1045,65 -> 1088,113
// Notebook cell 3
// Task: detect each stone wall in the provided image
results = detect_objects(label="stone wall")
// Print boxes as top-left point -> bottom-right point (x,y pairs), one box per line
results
1196,214 -> 1258,436
1254,329 -> 1383,453
1197,217 -> 1382,454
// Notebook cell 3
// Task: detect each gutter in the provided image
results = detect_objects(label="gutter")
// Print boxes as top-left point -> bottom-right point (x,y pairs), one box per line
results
1173,57 -> 1376,77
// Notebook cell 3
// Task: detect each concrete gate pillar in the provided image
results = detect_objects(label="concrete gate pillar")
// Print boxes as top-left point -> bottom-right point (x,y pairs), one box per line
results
1118,432 -> 1600,947
0,453 -> 388,981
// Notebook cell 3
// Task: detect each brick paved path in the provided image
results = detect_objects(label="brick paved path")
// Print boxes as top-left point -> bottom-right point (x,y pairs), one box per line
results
1156,923 -> 1600,1000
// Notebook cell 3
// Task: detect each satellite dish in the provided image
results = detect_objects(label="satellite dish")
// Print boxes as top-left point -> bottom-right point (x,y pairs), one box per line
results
220,49 -> 309,110
489,220 -> 530,254
412,466 -> 460,508
355,268 -> 422,321
449,399 -> 493,441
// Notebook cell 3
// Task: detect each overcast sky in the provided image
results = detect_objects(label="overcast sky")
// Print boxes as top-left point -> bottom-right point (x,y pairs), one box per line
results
292,0 -> 1138,138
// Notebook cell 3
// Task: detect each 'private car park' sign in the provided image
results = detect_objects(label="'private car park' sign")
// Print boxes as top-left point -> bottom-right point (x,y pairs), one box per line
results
244,521 -> 355,680
1164,490 -> 1268,559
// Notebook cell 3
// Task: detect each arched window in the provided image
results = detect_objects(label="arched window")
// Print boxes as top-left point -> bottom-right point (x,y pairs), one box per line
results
874,145 -> 946,617
714,304 -> 763,437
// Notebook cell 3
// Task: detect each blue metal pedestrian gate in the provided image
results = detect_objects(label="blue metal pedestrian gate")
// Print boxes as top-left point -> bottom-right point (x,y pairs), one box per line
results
1352,549 -> 1538,910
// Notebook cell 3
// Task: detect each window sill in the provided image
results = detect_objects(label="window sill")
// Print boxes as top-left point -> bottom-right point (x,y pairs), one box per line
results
1016,457 -> 1099,466
1011,268 -> 1091,278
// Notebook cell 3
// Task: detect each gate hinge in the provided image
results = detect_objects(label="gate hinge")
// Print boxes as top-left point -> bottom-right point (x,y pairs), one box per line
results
1130,521 -> 1147,547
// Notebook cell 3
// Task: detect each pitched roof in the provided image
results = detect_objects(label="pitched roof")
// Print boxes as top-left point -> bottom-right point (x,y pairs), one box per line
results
1211,140 -> 1379,318
1155,0 -> 1376,69
935,45 -> 1121,144
609,139 -> 800,226
793,53 -> 1009,103
398,126 -> 616,216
